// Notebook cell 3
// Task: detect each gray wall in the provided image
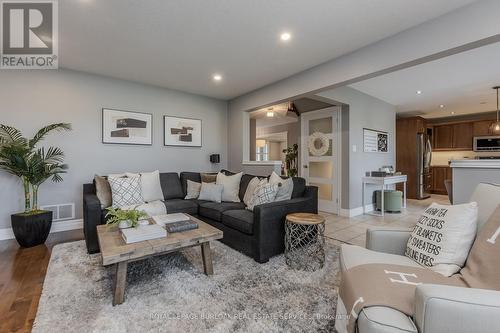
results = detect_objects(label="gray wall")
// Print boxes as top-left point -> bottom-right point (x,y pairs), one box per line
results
0,69 -> 227,229
317,86 -> 396,210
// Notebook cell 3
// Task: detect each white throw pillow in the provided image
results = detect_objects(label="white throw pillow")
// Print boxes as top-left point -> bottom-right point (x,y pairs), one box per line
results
405,202 -> 478,276
269,171 -> 293,201
108,176 -> 144,208
125,170 -> 164,202
243,177 -> 261,206
198,182 -> 223,203
185,180 -> 202,199
246,181 -> 279,211
216,172 -> 243,202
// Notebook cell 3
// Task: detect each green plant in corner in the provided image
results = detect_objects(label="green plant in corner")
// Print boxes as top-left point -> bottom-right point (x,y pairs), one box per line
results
105,207 -> 149,228
0,123 -> 71,213
282,143 -> 298,177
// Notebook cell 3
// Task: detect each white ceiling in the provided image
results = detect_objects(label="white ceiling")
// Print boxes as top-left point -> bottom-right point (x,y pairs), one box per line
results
350,42 -> 500,118
59,0 -> 477,100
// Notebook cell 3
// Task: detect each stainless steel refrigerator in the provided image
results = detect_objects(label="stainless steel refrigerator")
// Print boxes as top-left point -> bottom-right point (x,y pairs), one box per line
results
416,133 -> 432,199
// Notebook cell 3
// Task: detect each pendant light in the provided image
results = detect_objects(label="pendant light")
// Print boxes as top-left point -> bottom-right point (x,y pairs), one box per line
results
490,86 -> 500,134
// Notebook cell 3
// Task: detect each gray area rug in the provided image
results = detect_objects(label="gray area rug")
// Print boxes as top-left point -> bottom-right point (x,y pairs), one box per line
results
33,240 -> 340,333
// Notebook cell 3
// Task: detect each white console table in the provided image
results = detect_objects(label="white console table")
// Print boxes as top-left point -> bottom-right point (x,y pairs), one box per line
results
362,175 -> 407,216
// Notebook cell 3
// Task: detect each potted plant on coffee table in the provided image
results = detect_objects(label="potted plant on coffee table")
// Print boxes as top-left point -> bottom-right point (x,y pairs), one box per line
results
0,123 -> 71,247
105,207 -> 149,229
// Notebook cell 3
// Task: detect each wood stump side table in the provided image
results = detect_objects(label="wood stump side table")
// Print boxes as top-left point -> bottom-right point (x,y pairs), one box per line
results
285,213 -> 326,271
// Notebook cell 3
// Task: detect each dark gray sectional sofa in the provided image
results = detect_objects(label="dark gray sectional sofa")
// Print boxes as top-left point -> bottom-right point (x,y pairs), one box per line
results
83,170 -> 318,263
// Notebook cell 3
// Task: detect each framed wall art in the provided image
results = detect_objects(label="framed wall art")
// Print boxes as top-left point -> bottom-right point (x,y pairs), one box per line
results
363,128 -> 388,153
164,116 -> 202,147
102,108 -> 153,145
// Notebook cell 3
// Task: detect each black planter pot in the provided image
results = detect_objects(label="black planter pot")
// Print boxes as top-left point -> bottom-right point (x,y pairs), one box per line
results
11,211 -> 53,247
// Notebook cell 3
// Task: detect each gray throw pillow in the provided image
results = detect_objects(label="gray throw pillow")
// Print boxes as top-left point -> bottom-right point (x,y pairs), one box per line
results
94,175 -> 112,208
185,180 -> 202,199
198,182 -> 223,203
269,171 -> 293,201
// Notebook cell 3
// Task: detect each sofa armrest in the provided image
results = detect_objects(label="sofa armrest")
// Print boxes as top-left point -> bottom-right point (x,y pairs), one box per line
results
365,227 -> 412,255
415,284 -> 500,333
83,193 -> 103,254
252,186 -> 318,263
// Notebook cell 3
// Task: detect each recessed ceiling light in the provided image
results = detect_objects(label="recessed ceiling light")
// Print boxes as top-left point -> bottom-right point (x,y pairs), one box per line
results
439,104 -> 445,108
416,90 -> 422,95
451,111 -> 455,115
212,74 -> 222,81
280,32 -> 291,41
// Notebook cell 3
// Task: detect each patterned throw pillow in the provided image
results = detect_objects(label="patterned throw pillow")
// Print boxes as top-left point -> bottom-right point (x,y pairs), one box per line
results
405,202 -> 478,276
108,176 -> 144,208
246,181 -> 279,211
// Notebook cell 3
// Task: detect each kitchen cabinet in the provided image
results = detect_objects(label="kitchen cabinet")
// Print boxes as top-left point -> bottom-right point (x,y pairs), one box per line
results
473,120 -> 493,137
452,123 -> 473,149
433,125 -> 454,150
431,166 -> 452,195
433,122 -> 473,150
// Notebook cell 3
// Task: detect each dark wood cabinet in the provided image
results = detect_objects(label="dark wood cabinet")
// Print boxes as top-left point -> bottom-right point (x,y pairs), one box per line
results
452,122 -> 473,149
473,120 -> 493,137
433,125 -> 453,150
431,166 -> 452,195
433,122 -> 473,150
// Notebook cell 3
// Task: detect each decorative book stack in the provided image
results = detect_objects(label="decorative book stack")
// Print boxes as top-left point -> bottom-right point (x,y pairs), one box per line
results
121,224 -> 166,244
153,213 -> 198,233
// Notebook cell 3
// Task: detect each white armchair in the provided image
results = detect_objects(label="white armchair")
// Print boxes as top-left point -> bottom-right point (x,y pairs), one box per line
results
335,183 -> 500,333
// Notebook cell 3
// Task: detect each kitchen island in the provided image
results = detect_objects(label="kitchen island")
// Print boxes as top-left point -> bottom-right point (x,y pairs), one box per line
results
450,159 -> 500,204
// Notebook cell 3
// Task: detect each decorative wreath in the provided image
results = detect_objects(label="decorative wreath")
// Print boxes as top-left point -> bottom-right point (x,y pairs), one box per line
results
308,132 -> 330,156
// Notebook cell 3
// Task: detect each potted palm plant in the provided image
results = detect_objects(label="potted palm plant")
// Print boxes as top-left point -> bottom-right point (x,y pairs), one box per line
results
0,123 -> 71,247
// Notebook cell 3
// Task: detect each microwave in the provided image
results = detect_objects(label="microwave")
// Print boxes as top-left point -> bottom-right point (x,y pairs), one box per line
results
474,136 -> 500,152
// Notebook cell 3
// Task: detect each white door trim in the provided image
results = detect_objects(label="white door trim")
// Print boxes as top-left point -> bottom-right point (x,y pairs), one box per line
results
300,107 -> 341,214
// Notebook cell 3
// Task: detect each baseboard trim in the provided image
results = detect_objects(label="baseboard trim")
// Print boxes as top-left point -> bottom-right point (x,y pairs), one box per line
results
0,219 -> 83,241
339,204 -> 374,217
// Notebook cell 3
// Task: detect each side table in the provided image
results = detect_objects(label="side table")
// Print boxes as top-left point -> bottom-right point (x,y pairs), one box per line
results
285,213 -> 326,271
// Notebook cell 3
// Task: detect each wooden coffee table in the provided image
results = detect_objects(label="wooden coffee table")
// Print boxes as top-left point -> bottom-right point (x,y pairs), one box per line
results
96,215 -> 223,305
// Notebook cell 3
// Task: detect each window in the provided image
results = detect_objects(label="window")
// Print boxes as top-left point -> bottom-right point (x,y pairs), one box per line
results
256,141 -> 269,161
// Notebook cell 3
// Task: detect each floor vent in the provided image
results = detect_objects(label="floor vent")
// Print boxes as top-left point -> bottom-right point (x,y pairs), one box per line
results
40,203 -> 75,221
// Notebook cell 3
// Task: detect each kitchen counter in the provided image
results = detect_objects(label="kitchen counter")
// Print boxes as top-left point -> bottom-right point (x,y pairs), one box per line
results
449,159 -> 500,169
450,159 -> 500,204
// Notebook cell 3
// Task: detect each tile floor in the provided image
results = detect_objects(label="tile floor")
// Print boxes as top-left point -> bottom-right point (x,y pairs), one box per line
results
321,195 -> 449,247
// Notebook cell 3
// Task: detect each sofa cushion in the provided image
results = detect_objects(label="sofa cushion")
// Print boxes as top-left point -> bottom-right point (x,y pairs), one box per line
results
180,172 -> 201,197
340,244 -> 420,272
164,199 -> 198,215
222,209 -> 254,235
159,173 -> 184,199
291,177 -> 306,198
198,201 -> 246,221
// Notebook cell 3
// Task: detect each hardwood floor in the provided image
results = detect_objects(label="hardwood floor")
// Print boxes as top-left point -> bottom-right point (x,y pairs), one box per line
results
0,229 -> 84,333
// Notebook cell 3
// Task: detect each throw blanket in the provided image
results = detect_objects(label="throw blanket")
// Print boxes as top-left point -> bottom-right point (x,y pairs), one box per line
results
339,263 -> 465,333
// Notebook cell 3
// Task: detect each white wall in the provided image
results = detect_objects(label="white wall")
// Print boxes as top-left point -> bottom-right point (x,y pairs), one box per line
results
317,87 -> 396,210
0,69 -> 227,229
